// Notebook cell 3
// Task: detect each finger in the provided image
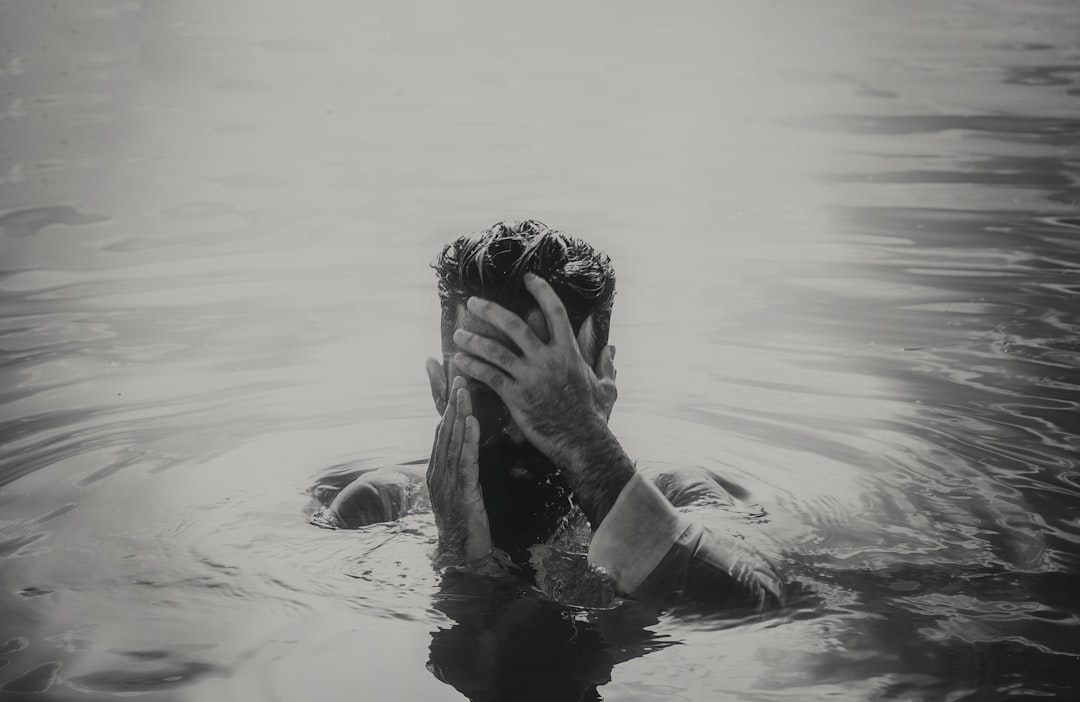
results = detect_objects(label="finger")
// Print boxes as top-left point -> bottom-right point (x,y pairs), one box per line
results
447,393 -> 466,475
454,353 -> 514,399
523,272 -> 575,345
460,415 -> 480,491
465,297 -> 542,356
457,383 -> 474,419
435,376 -> 464,469
453,329 -> 521,377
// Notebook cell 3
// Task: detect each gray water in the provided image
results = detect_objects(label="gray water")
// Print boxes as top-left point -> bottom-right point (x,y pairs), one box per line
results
1,1 -> 1078,700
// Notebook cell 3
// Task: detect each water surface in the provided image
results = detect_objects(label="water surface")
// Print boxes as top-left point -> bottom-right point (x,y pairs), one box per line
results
1,1 -> 1079,700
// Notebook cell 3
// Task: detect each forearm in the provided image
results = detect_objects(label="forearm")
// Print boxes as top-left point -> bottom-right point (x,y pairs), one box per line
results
561,423 -> 636,529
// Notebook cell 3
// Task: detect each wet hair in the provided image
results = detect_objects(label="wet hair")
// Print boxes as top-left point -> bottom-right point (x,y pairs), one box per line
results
433,220 -> 616,356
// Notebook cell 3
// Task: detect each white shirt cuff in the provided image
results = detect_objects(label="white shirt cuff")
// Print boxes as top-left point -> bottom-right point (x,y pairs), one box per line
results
587,471 -> 688,594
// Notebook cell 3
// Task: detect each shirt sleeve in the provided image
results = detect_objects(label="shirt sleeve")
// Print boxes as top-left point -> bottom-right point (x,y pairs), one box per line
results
588,471 -> 783,608
587,471 -> 689,591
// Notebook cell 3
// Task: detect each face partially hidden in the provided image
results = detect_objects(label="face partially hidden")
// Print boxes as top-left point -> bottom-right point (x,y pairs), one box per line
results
439,305 -> 594,564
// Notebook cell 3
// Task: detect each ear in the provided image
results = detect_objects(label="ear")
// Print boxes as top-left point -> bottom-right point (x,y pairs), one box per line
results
592,344 -> 618,419
425,357 -> 449,416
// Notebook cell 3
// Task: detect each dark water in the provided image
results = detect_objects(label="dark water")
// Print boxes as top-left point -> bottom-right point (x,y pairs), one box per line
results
1,1 -> 1079,700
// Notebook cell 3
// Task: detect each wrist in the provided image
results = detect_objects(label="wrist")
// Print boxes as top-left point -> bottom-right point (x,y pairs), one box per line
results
434,527 -> 492,569
564,423 -> 628,476
561,424 -> 636,529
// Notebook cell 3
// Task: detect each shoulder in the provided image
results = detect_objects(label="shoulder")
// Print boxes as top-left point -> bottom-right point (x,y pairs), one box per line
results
311,459 -> 427,507
317,462 -> 428,528
635,461 -> 750,508
317,459 -> 427,488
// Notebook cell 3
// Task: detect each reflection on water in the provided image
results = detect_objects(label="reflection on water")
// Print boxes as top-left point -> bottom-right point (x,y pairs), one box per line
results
2,0 -> 1080,699
427,571 -> 670,702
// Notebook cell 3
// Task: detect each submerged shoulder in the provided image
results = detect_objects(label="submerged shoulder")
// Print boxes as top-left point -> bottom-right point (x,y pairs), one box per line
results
311,460 -> 429,528
635,461 -> 750,508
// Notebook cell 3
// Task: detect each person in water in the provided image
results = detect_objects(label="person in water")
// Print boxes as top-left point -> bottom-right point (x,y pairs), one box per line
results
321,220 -> 782,608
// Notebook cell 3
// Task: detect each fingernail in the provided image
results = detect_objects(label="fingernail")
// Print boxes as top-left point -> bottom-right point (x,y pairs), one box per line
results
610,345 -> 616,361
524,272 -> 537,281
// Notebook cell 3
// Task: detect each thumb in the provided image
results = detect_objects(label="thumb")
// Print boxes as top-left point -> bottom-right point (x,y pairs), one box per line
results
594,344 -> 616,381
426,357 -> 448,415
597,378 -> 618,420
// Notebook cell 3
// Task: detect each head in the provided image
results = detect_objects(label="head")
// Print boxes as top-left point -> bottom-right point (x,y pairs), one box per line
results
435,219 -> 614,364
426,220 -> 618,561
428,219 -> 617,436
